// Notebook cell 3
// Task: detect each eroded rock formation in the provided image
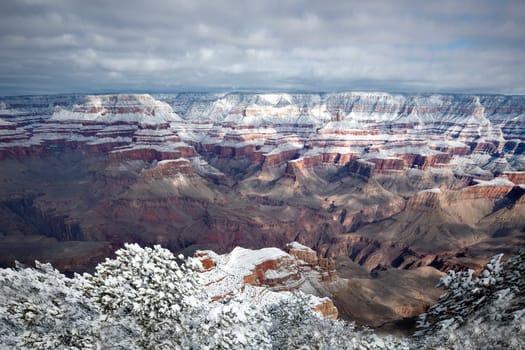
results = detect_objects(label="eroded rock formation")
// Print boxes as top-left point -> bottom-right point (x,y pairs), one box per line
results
0,92 -> 524,277
194,243 -> 339,319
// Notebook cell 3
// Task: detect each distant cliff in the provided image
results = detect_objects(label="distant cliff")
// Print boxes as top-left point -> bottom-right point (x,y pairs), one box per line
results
0,92 -> 524,277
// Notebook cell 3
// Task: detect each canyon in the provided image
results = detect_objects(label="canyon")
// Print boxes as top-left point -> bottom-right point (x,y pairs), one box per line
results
0,92 -> 524,326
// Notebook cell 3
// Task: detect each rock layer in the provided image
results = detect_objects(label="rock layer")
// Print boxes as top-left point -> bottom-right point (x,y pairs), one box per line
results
0,92 -> 524,277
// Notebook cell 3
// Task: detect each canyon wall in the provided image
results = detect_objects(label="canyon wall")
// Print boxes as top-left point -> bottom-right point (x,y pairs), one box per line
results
0,92 -> 524,274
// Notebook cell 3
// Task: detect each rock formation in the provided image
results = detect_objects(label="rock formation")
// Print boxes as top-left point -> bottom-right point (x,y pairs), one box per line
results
194,243 -> 339,319
0,91 -> 524,277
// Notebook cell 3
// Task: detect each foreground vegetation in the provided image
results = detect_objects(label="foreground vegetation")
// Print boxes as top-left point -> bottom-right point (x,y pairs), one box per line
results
1,243 -> 523,349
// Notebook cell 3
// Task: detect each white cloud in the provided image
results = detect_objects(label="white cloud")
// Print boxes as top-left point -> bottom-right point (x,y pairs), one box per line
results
0,0 -> 523,95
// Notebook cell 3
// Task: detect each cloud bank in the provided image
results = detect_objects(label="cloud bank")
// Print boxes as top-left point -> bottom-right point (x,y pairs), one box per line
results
0,0 -> 524,95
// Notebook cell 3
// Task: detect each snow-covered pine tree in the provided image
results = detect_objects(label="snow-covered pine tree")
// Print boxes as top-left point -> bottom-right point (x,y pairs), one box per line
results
0,261 -> 101,349
196,295 -> 271,349
414,250 -> 525,349
80,243 -> 206,349
265,292 -> 409,350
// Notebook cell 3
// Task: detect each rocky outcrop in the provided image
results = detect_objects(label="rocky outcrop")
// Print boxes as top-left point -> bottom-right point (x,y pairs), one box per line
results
141,159 -> 194,178
194,251 -> 216,271
450,178 -> 515,200
318,257 -> 337,282
315,299 -> 339,320
108,144 -> 196,163
287,241 -> 318,265
407,189 -> 442,209
286,242 -> 337,282
408,178 -> 517,210
394,303 -> 431,319
398,152 -> 453,169
194,244 -> 339,319
368,157 -> 405,174
504,171 -> 525,185
262,148 -> 301,169
346,159 -> 375,180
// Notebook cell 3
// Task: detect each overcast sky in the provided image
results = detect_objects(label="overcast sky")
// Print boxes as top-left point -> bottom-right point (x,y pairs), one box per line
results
0,0 -> 524,96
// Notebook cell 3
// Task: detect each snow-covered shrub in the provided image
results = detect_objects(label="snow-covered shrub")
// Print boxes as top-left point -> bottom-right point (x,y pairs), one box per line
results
79,243 -> 271,349
0,244 -> 275,349
0,261 -> 100,349
414,250 -> 525,349
8,243 -> 522,349
197,296 -> 271,349
266,292 -> 409,350
80,243 -> 206,349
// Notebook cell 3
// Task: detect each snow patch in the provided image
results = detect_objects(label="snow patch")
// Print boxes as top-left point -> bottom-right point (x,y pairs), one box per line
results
419,188 -> 442,194
287,242 -> 315,253
473,177 -> 515,187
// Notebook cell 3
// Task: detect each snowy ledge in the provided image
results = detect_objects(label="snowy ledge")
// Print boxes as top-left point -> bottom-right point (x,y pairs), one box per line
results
472,177 -> 515,187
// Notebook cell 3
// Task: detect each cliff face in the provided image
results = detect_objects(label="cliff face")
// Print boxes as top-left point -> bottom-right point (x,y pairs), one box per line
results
2,92 -> 525,176
0,92 -> 524,278
168,92 -> 525,176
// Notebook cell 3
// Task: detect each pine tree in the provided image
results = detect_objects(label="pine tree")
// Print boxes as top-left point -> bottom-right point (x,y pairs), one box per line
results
265,292 -> 409,350
0,261 -> 102,349
80,243 -> 206,349
196,296 -> 271,349
414,250 -> 525,349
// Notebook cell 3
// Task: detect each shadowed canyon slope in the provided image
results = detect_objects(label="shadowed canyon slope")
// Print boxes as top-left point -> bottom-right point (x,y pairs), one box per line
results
0,92 -> 524,279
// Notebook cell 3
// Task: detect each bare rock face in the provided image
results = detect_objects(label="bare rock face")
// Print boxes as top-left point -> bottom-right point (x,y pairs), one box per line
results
332,257 -> 445,329
406,189 -> 442,209
315,299 -> 339,320
141,159 -> 194,179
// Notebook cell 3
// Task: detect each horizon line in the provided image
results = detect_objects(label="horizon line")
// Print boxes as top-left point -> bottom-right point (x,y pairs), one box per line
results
1,88 -> 524,98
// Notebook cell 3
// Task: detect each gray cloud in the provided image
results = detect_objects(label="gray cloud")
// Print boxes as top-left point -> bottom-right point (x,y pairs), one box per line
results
0,0 -> 524,95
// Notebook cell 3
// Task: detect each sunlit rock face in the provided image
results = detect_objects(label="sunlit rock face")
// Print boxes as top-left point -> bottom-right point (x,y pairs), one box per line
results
174,92 -> 524,177
0,92 -> 524,277
2,92 -> 525,174
194,243 -> 339,319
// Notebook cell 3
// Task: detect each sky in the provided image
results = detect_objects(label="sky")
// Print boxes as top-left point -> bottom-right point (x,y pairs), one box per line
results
0,0 -> 524,96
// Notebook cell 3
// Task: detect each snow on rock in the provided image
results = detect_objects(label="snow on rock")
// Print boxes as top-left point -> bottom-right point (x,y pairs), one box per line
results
223,247 -> 289,273
167,92 -> 525,175
0,118 -> 14,127
51,94 -> 182,125
503,171 -> 525,185
286,242 -> 318,266
1,92 -> 525,178
419,188 -> 442,194
472,177 -> 516,187
0,94 -> 195,160
194,244 -> 339,319
287,241 -> 315,253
